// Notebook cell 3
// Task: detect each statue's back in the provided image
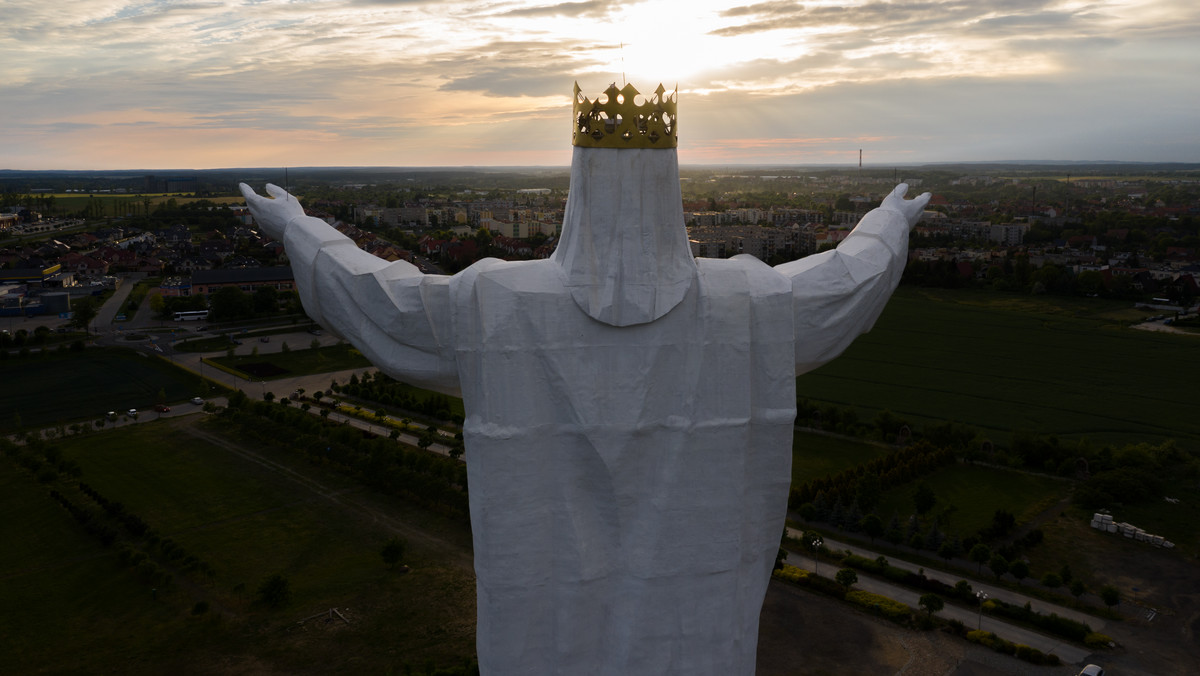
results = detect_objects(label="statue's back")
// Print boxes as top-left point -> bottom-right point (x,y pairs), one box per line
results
453,255 -> 797,675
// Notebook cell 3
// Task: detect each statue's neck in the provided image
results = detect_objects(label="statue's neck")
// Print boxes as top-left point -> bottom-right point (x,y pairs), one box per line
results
551,146 -> 697,327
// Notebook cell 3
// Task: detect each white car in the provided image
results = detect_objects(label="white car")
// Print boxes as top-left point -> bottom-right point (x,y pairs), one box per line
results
1078,665 -> 1104,676
191,397 -> 205,405
127,408 -> 138,418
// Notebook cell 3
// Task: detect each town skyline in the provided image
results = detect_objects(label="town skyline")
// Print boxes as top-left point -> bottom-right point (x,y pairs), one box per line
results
3,0 -> 1198,171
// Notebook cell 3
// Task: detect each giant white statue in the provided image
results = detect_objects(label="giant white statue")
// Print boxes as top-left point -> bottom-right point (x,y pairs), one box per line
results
241,82 -> 929,675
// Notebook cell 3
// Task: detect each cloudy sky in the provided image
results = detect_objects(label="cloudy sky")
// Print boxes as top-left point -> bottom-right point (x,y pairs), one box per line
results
3,0 -> 1197,170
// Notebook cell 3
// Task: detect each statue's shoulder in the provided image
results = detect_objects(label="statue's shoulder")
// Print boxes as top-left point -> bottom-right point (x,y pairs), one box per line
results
456,258 -> 565,294
696,255 -> 790,295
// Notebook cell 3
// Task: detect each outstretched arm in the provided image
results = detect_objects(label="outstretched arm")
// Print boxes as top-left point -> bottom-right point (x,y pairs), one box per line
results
240,183 -> 460,396
775,183 -> 931,375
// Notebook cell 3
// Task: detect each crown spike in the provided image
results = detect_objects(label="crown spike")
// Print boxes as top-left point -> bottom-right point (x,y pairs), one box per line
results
573,81 -> 677,149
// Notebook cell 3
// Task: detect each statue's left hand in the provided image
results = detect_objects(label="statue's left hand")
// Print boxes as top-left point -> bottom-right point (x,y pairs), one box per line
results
880,183 -> 932,227
239,183 -> 306,240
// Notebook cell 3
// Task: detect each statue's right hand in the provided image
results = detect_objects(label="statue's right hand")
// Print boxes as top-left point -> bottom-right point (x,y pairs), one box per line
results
239,183 -> 306,240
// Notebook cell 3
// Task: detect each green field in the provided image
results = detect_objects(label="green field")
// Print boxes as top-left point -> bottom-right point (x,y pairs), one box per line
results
874,462 -> 1067,536
796,287 -> 1200,451
1,420 -> 476,674
0,348 -> 206,432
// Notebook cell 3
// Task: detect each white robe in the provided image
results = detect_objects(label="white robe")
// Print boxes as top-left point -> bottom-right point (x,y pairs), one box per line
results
252,146 -> 924,675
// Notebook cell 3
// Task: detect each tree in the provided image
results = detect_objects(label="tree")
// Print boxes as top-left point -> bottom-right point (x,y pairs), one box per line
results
71,296 -> 100,334
913,483 -> 936,516
257,573 -> 292,608
381,536 -> 407,569
1059,564 -> 1073,585
1100,584 -> 1120,609
1009,559 -> 1029,585
919,593 -> 945,618
969,543 -> 992,574
1040,572 -> 1062,588
988,553 -> 1009,580
937,540 -> 957,563
252,285 -> 279,313
209,286 -> 253,321
860,514 -> 884,543
1070,579 -> 1087,600
835,568 -> 857,590
989,509 -> 1016,537
855,473 -> 882,513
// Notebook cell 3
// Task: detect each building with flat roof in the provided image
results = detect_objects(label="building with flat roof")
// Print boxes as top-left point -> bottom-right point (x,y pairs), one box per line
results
190,266 -> 294,296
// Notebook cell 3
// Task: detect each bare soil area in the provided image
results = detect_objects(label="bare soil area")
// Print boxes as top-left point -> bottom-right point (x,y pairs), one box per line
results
757,580 -> 1077,676
1033,512 -> 1200,676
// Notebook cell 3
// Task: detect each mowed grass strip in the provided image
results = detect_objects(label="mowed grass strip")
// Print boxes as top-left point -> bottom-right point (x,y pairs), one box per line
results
0,348 -> 204,431
796,287 -> 1200,450
4,418 -> 477,673
874,462 -> 1066,535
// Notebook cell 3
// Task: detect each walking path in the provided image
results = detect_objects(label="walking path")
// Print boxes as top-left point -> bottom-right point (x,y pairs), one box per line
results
783,528 -> 1096,665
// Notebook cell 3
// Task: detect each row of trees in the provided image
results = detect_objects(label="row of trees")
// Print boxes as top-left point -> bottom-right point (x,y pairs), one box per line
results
221,391 -> 469,520
333,370 -> 464,425
796,397 -> 1200,508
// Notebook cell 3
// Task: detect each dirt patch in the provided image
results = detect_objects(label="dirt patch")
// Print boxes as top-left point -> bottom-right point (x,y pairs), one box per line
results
1029,511 -> 1200,675
757,580 -> 1077,675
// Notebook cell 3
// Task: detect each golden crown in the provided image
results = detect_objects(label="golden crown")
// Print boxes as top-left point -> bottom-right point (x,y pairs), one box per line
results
573,82 -> 677,149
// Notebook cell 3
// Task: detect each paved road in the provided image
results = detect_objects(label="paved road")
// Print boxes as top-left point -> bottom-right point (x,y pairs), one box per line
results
783,528 -> 1094,665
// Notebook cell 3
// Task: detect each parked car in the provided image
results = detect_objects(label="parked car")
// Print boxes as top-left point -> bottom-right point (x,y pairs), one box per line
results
154,404 -> 171,413
1078,665 -> 1104,676
260,336 -> 270,343
127,409 -> 138,419
106,411 -> 118,421
191,397 -> 205,405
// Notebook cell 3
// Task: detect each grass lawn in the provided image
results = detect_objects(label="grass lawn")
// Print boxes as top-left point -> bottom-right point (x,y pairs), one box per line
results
796,286 -> 1200,451
791,431 -> 889,486
2,419 -> 476,674
205,343 -> 370,380
0,347 -> 205,432
874,462 -> 1067,537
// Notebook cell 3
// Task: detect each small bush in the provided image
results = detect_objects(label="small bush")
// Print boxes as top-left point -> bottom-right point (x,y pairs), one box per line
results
845,590 -> 912,624
1085,632 -> 1114,649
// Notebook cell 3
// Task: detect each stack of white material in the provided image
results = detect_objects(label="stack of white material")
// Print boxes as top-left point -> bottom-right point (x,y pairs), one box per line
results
1091,513 -> 1174,548
1090,513 -> 1116,532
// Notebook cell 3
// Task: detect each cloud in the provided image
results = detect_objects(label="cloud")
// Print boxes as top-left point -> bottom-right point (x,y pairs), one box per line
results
500,0 -> 620,19
1,0 -> 1198,168
720,2 -> 806,20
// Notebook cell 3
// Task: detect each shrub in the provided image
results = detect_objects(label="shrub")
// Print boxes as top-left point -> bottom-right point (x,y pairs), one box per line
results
258,573 -> 292,608
845,590 -> 912,624
1014,644 -> 1059,665
1085,632 -> 1114,649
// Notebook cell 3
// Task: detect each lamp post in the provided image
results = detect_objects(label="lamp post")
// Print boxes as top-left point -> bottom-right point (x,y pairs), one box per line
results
805,533 -> 824,576
976,590 -> 988,630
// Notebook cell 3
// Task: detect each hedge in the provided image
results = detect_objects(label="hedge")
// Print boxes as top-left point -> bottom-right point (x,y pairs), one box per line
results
845,590 -> 913,624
